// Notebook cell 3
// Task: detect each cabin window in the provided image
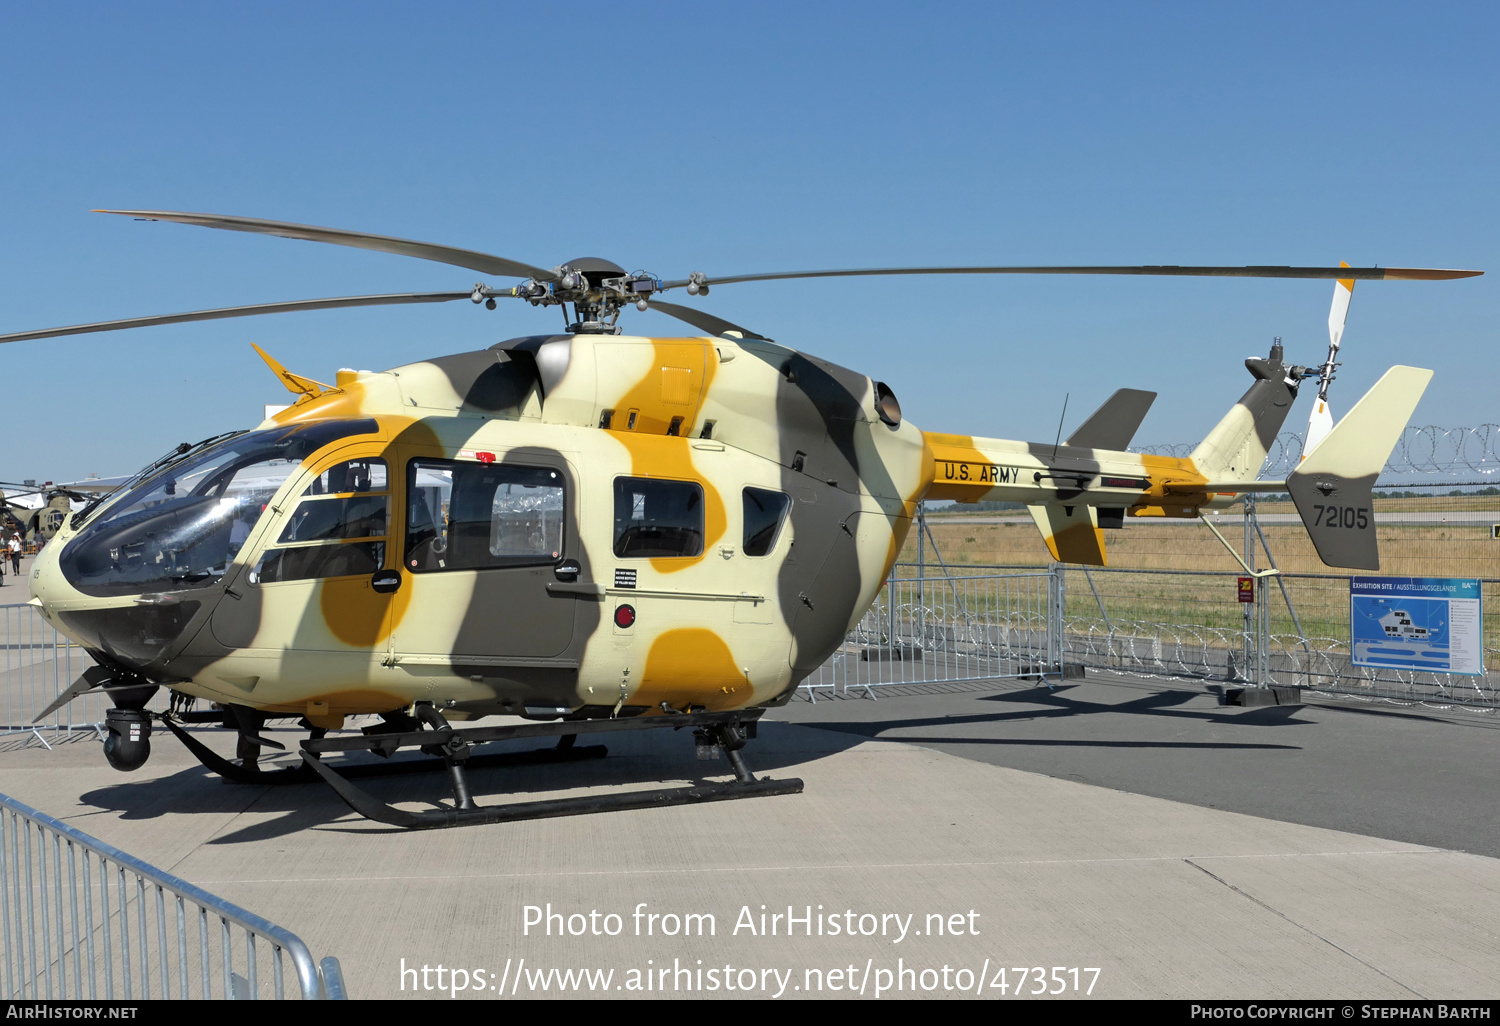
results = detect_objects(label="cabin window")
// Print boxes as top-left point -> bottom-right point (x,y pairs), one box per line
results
613,477 -> 704,558
742,487 -> 791,556
252,458 -> 390,584
405,459 -> 566,572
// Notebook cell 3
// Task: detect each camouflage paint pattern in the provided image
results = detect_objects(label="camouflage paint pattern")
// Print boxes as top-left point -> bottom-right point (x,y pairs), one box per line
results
25,333 -> 1311,726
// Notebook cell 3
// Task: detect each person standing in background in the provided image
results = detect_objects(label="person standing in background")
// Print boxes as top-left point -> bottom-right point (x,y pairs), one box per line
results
8,534 -> 21,576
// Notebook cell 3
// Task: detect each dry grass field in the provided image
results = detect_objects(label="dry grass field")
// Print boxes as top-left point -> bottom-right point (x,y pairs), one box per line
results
900,498 -> 1500,651
910,519 -> 1499,579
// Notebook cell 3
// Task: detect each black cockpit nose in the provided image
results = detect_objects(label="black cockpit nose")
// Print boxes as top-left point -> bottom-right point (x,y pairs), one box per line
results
51,599 -> 205,671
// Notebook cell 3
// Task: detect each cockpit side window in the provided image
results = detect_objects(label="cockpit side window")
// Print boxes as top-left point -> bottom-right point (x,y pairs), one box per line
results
58,418 -> 380,597
275,460 -> 389,543
251,458 -> 390,585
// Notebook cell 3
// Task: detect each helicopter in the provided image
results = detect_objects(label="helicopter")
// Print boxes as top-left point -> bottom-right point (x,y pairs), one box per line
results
0,479 -> 117,547
2,210 -> 1480,829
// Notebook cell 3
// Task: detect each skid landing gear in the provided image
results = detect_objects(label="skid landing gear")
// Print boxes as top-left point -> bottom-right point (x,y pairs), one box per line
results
160,710 -> 607,787
299,707 -> 802,830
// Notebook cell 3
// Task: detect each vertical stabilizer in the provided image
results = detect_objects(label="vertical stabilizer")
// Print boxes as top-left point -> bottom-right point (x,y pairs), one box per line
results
1189,341 -> 1300,483
1027,503 -> 1106,565
1287,365 -> 1432,570
1065,388 -> 1157,450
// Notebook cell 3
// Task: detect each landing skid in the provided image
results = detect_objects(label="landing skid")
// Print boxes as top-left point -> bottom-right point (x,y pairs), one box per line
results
302,708 -> 800,830
160,714 -> 607,786
164,707 -> 802,829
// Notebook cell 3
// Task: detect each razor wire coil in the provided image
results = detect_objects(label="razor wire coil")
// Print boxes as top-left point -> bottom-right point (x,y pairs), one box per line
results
1131,424 -> 1500,481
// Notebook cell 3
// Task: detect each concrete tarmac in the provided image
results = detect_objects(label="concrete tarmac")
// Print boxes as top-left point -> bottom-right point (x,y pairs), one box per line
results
5,674 -> 1500,1001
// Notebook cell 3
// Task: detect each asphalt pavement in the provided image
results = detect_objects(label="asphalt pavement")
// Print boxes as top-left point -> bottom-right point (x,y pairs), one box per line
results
771,672 -> 1500,859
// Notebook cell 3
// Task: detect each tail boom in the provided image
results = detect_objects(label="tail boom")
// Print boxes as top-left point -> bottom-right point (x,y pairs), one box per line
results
921,433 -> 1216,565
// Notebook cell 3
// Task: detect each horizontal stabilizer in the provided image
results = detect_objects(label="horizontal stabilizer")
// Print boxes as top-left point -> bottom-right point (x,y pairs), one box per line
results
1066,388 -> 1157,450
1169,479 -> 1288,493
32,666 -> 115,722
1286,365 -> 1433,570
1027,503 -> 1107,566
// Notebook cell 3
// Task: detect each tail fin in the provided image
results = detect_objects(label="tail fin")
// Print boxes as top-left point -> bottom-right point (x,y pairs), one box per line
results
1065,388 -> 1157,449
1287,366 -> 1432,570
1190,341 -> 1300,483
1027,503 -> 1106,565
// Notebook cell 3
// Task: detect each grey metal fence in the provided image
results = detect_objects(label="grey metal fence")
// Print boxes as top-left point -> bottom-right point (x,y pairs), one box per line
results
800,570 -> 1060,698
801,564 -> 1497,711
1057,567 -> 1500,710
1,603 -> 98,745
1,790 -> 345,999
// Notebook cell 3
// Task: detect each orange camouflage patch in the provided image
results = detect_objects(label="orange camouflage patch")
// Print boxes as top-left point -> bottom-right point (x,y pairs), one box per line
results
922,432 -> 1025,501
609,340 -> 726,573
1046,520 -> 1107,565
634,628 -> 750,712
259,688 -> 412,727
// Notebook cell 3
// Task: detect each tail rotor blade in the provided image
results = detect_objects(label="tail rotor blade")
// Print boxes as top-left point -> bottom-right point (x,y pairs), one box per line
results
1328,264 -> 1355,353
1304,263 -> 1357,460
1304,399 -> 1335,460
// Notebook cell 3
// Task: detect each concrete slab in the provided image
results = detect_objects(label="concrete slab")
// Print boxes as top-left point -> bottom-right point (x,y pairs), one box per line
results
4,711 -> 1499,1000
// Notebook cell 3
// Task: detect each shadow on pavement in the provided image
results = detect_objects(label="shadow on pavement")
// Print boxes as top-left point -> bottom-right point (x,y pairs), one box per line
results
75,721 -> 861,844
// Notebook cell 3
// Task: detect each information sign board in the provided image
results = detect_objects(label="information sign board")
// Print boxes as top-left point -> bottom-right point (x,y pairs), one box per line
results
1350,577 -> 1484,676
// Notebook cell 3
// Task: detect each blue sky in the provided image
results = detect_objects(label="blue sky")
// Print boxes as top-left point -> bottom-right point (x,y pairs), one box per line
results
1,2 -> 1495,483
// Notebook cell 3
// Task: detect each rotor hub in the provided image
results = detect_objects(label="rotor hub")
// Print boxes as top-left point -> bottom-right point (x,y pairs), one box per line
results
494,256 -> 665,333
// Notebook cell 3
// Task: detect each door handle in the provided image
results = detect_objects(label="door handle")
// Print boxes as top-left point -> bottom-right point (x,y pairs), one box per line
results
546,581 -> 604,597
372,570 -> 402,594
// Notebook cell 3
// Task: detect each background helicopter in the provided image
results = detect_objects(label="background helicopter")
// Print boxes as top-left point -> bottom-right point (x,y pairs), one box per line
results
0,479 -> 120,546
2,211 -> 1480,828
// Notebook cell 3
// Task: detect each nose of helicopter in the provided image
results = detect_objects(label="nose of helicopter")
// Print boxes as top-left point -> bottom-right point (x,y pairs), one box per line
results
29,531 -> 206,673
29,536 -> 66,616
27,536 -> 115,662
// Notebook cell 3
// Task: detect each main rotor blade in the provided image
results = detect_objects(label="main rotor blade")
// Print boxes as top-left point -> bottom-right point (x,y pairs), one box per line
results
0,292 -> 473,344
98,209 -> 558,282
646,300 -> 771,341
662,264 -> 1483,289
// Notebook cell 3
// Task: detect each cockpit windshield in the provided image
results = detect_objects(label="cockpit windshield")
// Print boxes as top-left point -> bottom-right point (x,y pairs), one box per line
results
60,419 -> 378,596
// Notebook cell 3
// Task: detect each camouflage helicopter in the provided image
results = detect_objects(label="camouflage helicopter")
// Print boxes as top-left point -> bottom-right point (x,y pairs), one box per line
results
3,211 -> 1480,828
